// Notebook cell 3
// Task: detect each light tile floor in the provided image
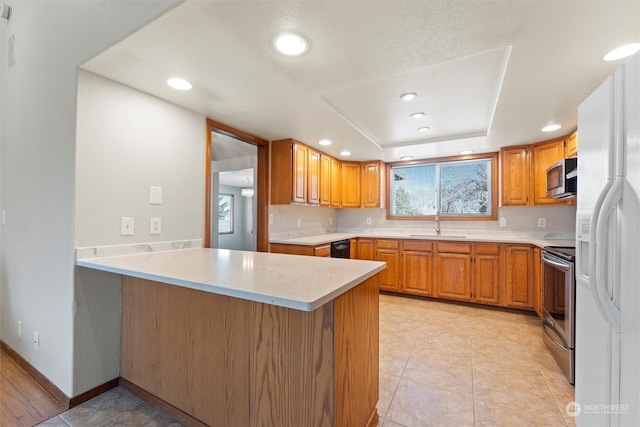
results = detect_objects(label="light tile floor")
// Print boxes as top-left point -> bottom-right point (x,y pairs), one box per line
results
38,294 -> 575,426
377,294 -> 576,427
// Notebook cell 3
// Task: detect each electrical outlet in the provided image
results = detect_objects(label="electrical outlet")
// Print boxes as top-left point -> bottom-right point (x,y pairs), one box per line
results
33,332 -> 39,351
17,321 -> 21,339
366,217 -> 372,225
121,217 -> 134,235
538,218 -> 547,228
297,218 -> 301,227
150,217 -> 162,235
329,217 -> 333,225
499,218 -> 507,228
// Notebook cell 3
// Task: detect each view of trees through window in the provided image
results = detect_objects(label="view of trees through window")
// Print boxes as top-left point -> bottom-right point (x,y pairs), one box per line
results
390,157 -> 493,218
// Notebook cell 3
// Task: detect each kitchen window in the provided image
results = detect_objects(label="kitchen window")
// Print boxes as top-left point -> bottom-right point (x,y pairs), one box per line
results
218,193 -> 234,234
387,153 -> 498,220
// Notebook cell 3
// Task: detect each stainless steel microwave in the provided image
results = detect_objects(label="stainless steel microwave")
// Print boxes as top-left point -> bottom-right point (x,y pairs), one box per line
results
547,157 -> 577,199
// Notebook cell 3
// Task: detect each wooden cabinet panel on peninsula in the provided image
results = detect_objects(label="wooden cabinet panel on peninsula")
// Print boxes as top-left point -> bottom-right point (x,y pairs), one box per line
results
504,244 -> 534,309
375,240 -> 400,292
434,242 -> 472,301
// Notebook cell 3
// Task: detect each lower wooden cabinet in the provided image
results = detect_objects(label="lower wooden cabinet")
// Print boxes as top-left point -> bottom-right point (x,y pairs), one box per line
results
401,241 -> 434,296
375,240 -> 401,292
356,238 -> 374,261
504,244 -> 534,309
435,243 -> 472,301
472,243 -> 501,305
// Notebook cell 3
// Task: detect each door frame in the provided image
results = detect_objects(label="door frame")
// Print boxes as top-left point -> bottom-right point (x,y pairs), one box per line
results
205,118 -> 269,251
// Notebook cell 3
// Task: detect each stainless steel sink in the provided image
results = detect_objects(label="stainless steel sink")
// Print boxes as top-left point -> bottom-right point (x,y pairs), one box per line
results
409,234 -> 467,239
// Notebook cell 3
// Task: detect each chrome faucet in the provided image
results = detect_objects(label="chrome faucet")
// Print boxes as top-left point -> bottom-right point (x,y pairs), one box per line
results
434,210 -> 441,235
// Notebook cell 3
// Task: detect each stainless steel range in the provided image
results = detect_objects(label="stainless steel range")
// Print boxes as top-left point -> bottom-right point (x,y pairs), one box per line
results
541,246 -> 576,385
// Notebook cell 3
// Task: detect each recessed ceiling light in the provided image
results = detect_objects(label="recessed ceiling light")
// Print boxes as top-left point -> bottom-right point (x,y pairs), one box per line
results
417,127 -> 430,132
273,32 -> 309,56
400,93 -> 417,101
541,124 -> 562,132
603,43 -> 640,62
167,77 -> 192,91
340,150 -> 351,156
400,156 -> 414,161
318,139 -> 332,146
460,150 -> 474,155
411,112 -> 425,119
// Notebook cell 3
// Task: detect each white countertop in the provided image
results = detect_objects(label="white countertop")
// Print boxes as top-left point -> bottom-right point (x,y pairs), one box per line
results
77,248 -> 386,312
269,231 -> 575,248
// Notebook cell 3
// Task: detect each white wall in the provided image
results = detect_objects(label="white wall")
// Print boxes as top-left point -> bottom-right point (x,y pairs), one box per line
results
73,70 -> 203,394
75,70 -> 204,247
337,205 -> 577,234
0,0 -> 180,397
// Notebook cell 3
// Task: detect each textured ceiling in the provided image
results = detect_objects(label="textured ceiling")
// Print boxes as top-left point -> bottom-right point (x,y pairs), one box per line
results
81,0 -> 640,162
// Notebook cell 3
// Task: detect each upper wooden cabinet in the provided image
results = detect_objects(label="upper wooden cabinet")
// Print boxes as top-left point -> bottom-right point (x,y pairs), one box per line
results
341,162 -> 361,208
500,145 -> 531,206
500,135 -> 573,207
330,157 -> 342,208
531,138 -> 566,205
272,139 -> 308,205
361,161 -> 382,208
319,154 -> 331,207
307,148 -> 321,205
565,131 -> 578,157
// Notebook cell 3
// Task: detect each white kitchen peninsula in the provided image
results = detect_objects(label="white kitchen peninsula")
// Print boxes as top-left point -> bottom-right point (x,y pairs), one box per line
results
77,248 -> 385,427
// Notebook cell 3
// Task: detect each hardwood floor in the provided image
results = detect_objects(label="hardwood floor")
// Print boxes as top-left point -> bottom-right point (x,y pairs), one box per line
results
0,349 -> 66,426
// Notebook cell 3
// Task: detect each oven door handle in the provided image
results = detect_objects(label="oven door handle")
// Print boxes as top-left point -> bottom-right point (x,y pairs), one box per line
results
542,319 -> 568,350
542,254 -> 570,271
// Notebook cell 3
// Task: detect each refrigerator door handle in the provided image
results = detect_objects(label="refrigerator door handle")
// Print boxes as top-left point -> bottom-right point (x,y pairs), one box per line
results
593,176 -> 623,329
589,179 -> 615,325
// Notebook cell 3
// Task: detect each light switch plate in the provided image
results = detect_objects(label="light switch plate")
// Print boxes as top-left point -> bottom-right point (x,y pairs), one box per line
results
150,186 -> 162,205
150,217 -> 162,235
121,217 -> 134,235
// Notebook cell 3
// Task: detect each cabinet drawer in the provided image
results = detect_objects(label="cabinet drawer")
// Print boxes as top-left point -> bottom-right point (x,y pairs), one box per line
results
314,245 -> 331,257
436,242 -> 472,253
474,243 -> 500,255
376,239 -> 399,249
402,240 -> 433,252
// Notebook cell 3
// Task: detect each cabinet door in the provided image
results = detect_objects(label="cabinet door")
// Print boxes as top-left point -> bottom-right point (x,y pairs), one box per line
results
500,146 -> 530,206
349,239 -> 357,259
565,131 -> 578,157
376,249 -> 400,292
402,250 -> 433,296
505,245 -> 534,309
357,239 -> 374,261
435,252 -> 471,301
292,143 -> 308,204
473,254 -> 501,305
341,162 -> 361,208
330,158 -> 342,207
361,161 -> 381,208
307,148 -> 321,205
533,247 -> 542,317
319,154 -> 331,206
531,139 -> 565,205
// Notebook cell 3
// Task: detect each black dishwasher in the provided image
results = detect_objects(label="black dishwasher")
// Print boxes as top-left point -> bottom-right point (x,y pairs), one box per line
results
330,239 -> 350,258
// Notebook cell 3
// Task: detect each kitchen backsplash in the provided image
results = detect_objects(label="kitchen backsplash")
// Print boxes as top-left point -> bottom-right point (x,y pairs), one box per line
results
269,204 -> 576,239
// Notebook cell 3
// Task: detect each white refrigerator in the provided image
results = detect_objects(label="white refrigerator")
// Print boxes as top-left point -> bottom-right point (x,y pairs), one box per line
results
575,51 -> 640,426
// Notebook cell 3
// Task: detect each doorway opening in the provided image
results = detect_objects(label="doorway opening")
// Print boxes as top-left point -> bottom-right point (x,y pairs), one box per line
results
204,119 -> 269,251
